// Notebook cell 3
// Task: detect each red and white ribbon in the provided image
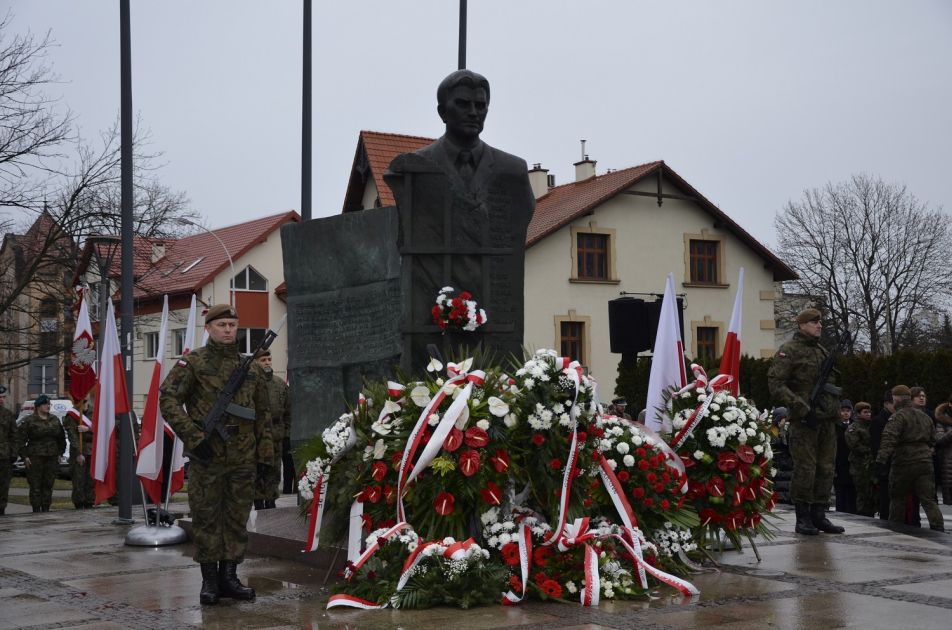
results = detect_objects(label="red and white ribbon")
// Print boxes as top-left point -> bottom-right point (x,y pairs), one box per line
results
670,364 -> 733,450
346,521 -> 411,580
611,531 -> 700,597
581,543 -> 601,606
387,381 -> 406,398
543,426 -> 581,546
303,471 -> 329,552
327,594 -> 386,609
501,523 -> 533,606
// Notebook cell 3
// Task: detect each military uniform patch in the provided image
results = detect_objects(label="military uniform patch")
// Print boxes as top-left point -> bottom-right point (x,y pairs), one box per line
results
177,359 -> 187,367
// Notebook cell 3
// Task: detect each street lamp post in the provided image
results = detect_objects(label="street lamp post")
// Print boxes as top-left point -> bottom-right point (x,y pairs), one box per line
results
174,218 -> 236,306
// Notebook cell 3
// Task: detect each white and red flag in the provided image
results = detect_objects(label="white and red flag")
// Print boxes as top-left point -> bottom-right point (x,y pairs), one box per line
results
69,286 -> 98,402
90,300 -> 130,505
645,273 -> 687,433
136,296 -> 171,504
718,267 -> 745,397
162,295 -> 200,496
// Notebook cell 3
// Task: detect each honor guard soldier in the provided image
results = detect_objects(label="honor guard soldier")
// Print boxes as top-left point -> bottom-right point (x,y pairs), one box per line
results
253,350 -> 291,509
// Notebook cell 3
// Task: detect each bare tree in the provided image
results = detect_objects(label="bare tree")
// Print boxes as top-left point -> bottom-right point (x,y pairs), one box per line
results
776,174 -> 952,355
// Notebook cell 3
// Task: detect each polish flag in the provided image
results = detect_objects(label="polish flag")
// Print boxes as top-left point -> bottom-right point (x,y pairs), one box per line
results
90,300 -> 130,505
136,296 -> 170,504
162,295 -> 201,495
69,287 -> 98,402
718,267 -> 745,397
645,273 -> 687,433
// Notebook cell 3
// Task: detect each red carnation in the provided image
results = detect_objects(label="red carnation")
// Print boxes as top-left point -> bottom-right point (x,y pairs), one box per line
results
636,448 -> 647,458
577,431 -> 588,441
371,461 -> 388,482
464,426 -> 490,448
637,459 -> 650,471
643,497 -> 654,507
646,472 -> 657,484
736,444 -> 756,464
459,449 -> 481,477
490,449 -> 510,473
480,482 -> 503,505
653,483 -> 665,493
532,433 -> 545,446
617,470 -> 630,482
541,579 -> 563,599
549,458 -> 562,471
434,491 -> 455,515
501,542 -> 520,566
443,427 -> 463,452
632,487 -> 646,499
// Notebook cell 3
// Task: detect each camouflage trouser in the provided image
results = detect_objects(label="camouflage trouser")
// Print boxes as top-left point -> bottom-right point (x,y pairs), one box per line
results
788,417 -> 836,505
188,461 -> 255,563
888,460 -> 944,530
70,457 -> 95,507
254,455 -> 281,502
850,463 -> 876,516
26,456 -> 58,509
0,461 -> 10,512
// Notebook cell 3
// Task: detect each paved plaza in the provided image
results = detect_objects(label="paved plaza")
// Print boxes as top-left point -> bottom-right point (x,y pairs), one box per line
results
1,500 -> 951,630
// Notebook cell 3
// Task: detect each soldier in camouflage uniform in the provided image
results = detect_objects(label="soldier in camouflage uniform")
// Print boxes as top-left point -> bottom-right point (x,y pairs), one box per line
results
0,386 -> 16,515
63,407 -> 94,509
875,385 -> 944,531
253,350 -> 290,510
768,308 -> 845,535
845,401 -> 875,516
15,395 -> 66,512
160,304 -> 274,606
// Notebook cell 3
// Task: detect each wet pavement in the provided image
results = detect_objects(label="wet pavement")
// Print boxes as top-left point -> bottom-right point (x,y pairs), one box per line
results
1,502 -> 950,629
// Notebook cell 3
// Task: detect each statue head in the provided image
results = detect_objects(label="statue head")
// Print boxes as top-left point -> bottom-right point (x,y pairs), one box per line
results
436,69 -> 490,147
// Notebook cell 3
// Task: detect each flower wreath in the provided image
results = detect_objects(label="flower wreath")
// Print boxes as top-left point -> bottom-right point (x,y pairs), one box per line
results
431,286 -> 487,332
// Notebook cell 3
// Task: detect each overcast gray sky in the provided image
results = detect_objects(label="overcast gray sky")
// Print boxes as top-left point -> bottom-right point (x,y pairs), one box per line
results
7,0 -> 951,246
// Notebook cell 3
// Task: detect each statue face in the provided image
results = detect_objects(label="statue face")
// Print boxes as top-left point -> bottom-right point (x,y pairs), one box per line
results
439,85 -> 488,145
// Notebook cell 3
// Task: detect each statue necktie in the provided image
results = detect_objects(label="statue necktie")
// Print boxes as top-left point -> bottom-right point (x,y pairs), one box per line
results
457,150 -> 475,185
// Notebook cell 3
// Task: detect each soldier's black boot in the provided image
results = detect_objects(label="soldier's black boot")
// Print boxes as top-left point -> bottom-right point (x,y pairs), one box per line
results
811,504 -> 845,533
199,563 -> 220,605
253,500 -> 265,510
32,506 -> 40,513
218,561 -> 255,600
265,500 -> 276,509
795,503 -> 819,535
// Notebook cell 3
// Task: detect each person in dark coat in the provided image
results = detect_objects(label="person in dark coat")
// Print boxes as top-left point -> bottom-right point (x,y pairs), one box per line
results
15,395 -> 66,512
834,400 -> 857,514
934,398 -> 952,505
869,389 -> 895,520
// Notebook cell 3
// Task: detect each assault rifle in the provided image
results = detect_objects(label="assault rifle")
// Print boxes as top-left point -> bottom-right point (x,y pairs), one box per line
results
187,314 -> 287,465
802,334 -> 847,429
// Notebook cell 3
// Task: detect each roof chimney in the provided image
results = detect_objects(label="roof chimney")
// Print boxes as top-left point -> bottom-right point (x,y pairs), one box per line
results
528,163 -> 550,199
151,241 -> 166,263
574,139 -> 596,182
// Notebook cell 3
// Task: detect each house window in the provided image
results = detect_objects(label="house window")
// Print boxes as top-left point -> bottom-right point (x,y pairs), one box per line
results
696,326 -> 718,362
232,266 -> 267,292
144,331 -> 160,359
39,298 -> 59,355
559,321 -> 585,364
577,233 -> 609,281
172,329 -> 186,356
237,327 -> 267,355
689,240 -> 719,284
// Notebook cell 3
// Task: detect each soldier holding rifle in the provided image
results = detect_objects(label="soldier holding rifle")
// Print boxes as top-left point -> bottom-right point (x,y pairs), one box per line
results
768,308 -> 846,536
160,304 -> 275,606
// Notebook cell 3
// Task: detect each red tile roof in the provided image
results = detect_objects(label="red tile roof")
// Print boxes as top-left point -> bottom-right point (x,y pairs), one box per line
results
75,211 -> 300,304
342,130 -> 434,211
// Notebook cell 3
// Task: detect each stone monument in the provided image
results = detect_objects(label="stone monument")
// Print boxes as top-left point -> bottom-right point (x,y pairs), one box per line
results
282,69 -> 534,439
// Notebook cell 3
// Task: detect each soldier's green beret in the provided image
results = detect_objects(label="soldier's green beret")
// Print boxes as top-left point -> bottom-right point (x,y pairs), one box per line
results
796,308 -> 822,324
205,304 -> 238,324
35,394 -> 51,406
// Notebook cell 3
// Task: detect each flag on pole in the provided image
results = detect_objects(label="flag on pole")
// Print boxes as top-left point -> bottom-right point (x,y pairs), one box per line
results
69,287 -> 98,402
163,295 -> 201,498
136,296 -> 170,504
645,273 -> 687,433
718,267 -> 745,397
90,300 -> 130,505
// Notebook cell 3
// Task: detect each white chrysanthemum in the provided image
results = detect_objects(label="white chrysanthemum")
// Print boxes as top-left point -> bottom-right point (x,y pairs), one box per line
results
623,454 -> 635,467
616,441 -> 630,455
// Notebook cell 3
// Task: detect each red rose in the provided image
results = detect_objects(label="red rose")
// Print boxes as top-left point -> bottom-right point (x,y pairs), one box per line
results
661,499 -> 671,510
643,497 -> 654,507
434,491 -> 455,515
662,472 -> 670,482
577,431 -> 588,442
617,470 -> 630,482
632,487 -> 645,499
549,458 -> 562,471
480,482 -> 502,505
653,483 -> 664,493
459,291 -> 472,300
371,461 -> 388,482
501,542 -> 520,566
443,427 -> 463,452
532,433 -> 545,446
646,472 -> 657,484
541,579 -> 563,599
431,305 -> 442,321
459,449 -> 481,477
490,449 -> 510,473
637,459 -> 650,471
736,444 -> 756,464
464,426 -> 490,448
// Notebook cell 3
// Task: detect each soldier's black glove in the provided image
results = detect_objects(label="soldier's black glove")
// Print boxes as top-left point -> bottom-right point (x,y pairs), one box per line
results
257,463 -> 270,480
282,437 -> 291,458
188,439 -> 214,466
801,410 -> 818,430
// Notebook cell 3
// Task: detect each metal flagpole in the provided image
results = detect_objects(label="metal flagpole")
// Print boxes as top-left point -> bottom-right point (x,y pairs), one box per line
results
458,0 -> 467,69
301,0 -> 312,220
